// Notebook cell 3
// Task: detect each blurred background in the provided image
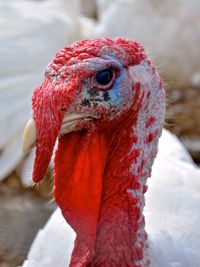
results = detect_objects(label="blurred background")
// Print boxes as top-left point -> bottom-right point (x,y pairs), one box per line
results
0,0 -> 200,266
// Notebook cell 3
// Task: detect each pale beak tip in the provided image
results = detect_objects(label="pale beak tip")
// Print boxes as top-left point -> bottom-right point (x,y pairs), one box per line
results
22,118 -> 37,155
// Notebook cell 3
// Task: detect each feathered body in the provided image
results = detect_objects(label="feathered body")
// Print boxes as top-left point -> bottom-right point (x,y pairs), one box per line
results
23,38 -> 165,266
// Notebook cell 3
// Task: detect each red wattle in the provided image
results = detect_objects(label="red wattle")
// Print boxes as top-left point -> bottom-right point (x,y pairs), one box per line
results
54,131 -> 108,266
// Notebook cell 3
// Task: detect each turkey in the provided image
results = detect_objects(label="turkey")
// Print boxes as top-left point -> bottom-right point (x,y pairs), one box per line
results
21,36 -> 189,266
0,0 -> 80,183
22,129 -> 200,267
87,0 -> 200,89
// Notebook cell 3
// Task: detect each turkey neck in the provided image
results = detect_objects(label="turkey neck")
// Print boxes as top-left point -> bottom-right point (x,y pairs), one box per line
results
90,75 -> 165,266
88,123 -> 148,267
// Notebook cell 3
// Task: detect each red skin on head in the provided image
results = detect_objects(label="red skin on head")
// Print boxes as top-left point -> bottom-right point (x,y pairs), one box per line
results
32,38 -> 146,183
32,38 -> 145,181
31,38 -> 165,266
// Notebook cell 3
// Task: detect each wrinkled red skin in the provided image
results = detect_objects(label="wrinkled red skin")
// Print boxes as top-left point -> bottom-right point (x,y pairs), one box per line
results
88,85 -> 146,267
31,38 -> 165,267
32,77 -> 79,182
32,38 -> 145,183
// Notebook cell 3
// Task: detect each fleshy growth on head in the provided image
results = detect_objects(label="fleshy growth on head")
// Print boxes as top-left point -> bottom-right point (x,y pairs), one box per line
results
48,38 -> 146,75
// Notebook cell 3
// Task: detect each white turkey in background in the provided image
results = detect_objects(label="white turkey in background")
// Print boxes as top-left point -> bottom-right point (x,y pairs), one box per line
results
22,129 -> 200,267
80,0 -> 97,18
86,0 -> 200,89
0,0 -> 81,183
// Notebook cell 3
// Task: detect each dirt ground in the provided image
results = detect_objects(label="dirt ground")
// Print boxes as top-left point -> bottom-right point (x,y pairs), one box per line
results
0,173 -> 55,267
166,86 -> 200,164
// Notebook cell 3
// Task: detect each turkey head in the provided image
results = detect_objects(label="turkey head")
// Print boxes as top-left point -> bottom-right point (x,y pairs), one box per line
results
23,38 -> 165,267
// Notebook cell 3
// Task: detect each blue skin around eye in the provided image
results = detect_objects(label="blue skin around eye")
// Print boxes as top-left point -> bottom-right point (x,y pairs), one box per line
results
109,68 -> 127,106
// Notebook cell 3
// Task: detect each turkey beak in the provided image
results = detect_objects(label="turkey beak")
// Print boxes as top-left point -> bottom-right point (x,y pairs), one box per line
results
22,118 -> 37,155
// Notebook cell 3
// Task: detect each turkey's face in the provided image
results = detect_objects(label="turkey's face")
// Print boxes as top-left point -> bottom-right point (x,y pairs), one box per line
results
23,38 -> 146,182
59,57 -> 134,135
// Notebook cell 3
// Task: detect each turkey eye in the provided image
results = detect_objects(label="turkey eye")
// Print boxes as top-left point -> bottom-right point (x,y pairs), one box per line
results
94,69 -> 114,87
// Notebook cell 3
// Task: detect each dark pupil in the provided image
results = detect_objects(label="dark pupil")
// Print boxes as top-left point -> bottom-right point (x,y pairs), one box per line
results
95,69 -> 113,86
